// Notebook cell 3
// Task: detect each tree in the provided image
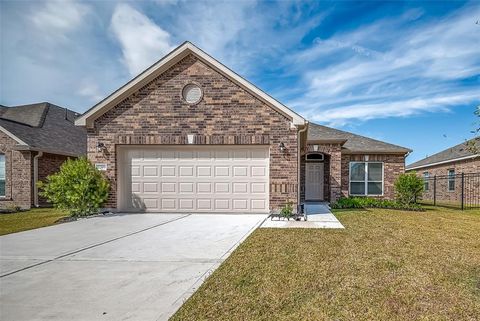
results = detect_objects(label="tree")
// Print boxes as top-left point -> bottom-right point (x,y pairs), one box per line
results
394,172 -> 424,206
38,157 -> 110,216
466,105 -> 480,154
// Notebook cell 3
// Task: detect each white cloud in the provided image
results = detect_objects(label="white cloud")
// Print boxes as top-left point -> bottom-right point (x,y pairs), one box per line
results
110,4 -> 175,76
288,5 -> 480,125
77,80 -> 104,103
30,0 -> 89,37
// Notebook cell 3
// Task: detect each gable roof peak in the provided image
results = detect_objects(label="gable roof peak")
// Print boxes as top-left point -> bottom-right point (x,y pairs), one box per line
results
75,41 -> 305,127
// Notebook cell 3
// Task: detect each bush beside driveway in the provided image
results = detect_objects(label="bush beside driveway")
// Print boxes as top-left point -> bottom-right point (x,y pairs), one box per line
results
172,207 -> 480,321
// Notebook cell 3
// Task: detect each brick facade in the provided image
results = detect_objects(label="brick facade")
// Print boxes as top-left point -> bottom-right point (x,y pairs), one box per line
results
0,131 -> 71,210
341,154 -> 405,199
300,143 -> 405,202
0,131 -> 33,209
87,54 -> 298,211
301,143 -> 342,202
408,157 -> 479,204
37,153 -> 70,206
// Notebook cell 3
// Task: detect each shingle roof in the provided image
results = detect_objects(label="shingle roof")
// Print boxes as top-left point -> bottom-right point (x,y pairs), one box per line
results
0,102 -> 86,156
406,137 -> 479,170
308,123 -> 411,154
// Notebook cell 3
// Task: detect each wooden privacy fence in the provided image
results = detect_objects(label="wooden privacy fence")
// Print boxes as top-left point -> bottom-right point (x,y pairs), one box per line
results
421,172 -> 480,210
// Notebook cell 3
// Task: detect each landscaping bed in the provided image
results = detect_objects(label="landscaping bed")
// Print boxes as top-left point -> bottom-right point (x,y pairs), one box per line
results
331,196 -> 424,211
171,206 -> 480,321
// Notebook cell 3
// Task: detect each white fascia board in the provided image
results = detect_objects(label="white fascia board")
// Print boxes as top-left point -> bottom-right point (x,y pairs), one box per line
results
0,125 -> 28,145
76,42 -> 305,127
406,154 -> 479,171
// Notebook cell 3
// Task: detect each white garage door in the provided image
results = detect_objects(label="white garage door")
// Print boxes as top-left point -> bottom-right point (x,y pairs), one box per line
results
118,146 -> 270,213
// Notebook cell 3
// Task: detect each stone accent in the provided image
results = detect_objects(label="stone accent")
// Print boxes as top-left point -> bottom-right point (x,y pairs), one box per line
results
341,154 -> 405,199
87,54 -> 298,211
0,131 -> 33,209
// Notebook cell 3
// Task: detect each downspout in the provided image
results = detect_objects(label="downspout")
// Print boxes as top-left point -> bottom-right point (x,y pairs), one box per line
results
297,122 -> 308,209
33,151 -> 43,207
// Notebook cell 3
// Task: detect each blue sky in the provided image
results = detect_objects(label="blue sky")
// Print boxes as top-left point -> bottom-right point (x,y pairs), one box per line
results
1,0 -> 479,164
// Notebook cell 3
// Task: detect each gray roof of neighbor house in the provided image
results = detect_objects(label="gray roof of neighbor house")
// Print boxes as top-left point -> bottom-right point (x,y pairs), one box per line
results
308,123 -> 411,154
406,137 -> 479,170
0,102 -> 86,156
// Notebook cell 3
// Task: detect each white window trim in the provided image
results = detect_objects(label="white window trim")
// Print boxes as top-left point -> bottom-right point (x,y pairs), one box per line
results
423,171 -> 430,191
349,161 -> 384,196
447,169 -> 455,192
0,153 -> 5,198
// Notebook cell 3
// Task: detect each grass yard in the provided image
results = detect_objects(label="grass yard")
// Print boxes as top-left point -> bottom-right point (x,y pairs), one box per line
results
0,208 -> 68,236
172,206 -> 480,321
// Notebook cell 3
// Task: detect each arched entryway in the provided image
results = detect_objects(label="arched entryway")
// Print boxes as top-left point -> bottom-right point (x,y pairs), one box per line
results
305,152 -> 328,201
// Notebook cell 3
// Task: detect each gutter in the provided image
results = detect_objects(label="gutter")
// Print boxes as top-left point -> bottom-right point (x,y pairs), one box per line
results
297,122 -> 309,210
33,151 -> 43,207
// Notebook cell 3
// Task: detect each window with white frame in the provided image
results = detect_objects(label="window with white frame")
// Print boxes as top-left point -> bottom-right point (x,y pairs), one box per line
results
423,171 -> 430,191
349,162 -> 383,196
448,169 -> 455,191
0,154 -> 5,197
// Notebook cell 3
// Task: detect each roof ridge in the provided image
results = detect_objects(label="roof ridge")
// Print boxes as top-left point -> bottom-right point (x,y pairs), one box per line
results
407,137 -> 479,168
309,122 -> 409,150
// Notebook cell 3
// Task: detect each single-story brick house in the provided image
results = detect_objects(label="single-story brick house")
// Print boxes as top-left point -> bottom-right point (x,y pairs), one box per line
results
75,42 -> 410,213
0,103 -> 86,210
406,138 -> 479,202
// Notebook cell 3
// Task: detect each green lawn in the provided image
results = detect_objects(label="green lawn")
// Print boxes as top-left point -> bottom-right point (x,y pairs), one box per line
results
171,207 -> 480,321
0,208 -> 68,236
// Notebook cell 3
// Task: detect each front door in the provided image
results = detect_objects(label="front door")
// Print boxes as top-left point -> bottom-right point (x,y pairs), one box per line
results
305,162 -> 324,201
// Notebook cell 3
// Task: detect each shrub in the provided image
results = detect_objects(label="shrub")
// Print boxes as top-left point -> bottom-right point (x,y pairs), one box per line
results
331,197 -> 423,211
280,202 -> 294,219
394,172 -> 424,206
38,157 -> 110,217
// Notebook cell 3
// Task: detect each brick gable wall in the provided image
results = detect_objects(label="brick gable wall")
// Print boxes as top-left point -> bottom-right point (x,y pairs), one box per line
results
87,54 -> 298,211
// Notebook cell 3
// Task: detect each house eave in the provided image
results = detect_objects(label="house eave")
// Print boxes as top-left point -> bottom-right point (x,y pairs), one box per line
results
406,154 -> 479,171
13,145 -> 81,157
342,150 -> 411,155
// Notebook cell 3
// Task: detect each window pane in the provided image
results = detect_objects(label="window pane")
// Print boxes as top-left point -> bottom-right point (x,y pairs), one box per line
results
350,163 -> 365,181
448,180 -> 455,191
368,163 -> 383,181
368,182 -> 383,195
0,155 -> 4,185
350,182 -> 365,195
0,180 -> 4,197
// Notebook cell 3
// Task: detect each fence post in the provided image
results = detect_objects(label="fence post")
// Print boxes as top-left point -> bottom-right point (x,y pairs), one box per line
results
461,172 -> 465,211
433,175 -> 437,206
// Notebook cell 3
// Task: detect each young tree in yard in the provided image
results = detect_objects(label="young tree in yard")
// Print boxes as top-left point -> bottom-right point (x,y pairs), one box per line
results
394,172 -> 424,206
38,157 -> 109,216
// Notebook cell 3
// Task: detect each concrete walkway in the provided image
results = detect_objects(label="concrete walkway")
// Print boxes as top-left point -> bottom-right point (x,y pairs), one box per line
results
0,213 -> 266,321
261,203 -> 344,229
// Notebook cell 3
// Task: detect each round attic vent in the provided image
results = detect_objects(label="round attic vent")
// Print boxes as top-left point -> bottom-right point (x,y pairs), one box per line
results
182,84 -> 202,104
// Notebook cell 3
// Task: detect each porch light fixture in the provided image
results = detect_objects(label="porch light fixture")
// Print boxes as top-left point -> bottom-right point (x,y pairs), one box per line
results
279,142 -> 286,153
96,142 -> 106,153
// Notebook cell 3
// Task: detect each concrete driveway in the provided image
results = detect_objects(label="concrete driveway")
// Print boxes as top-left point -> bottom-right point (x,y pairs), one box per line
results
0,213 -> 266,321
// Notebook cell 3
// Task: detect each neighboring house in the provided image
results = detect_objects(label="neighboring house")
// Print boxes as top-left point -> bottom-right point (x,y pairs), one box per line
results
0,103 -> 86,210
406,138 -> 479,202
75,42 -> 410,213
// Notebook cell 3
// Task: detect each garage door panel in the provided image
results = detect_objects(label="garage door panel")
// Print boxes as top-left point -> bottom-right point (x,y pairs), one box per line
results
179,166 -> 194,177
161,182 -> 176,193
120,146 -> 269,213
